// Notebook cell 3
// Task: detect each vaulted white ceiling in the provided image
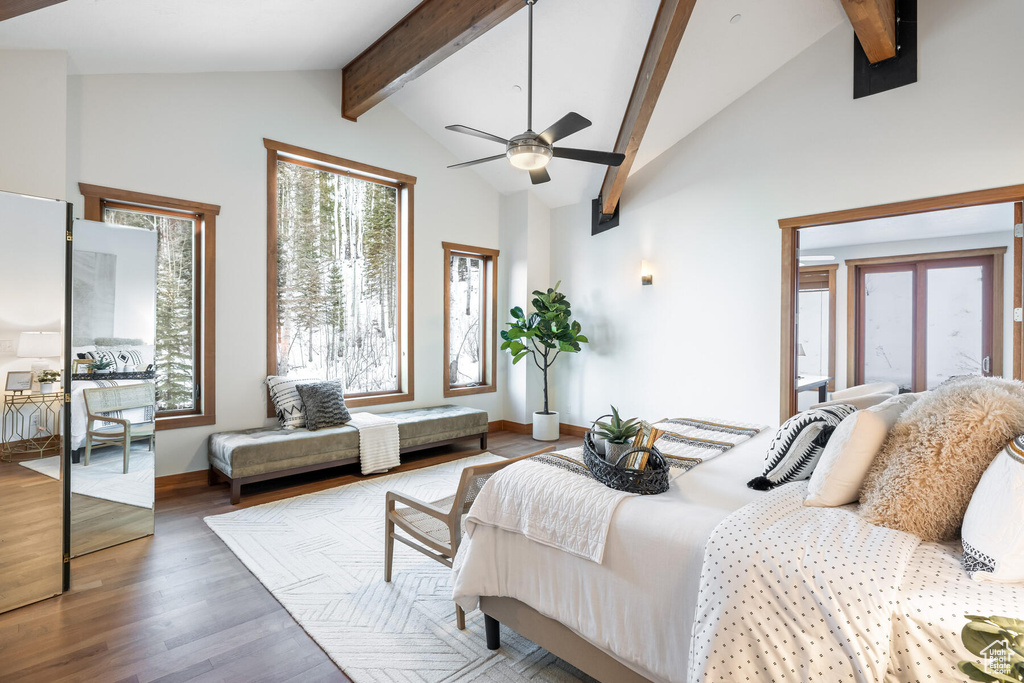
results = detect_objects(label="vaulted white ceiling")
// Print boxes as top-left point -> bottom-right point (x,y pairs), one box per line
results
0,0 -> 847,208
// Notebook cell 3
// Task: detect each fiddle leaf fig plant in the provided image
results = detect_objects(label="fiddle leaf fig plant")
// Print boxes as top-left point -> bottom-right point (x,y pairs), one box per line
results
500,281 -> 588,415
958,615 -> 1024,682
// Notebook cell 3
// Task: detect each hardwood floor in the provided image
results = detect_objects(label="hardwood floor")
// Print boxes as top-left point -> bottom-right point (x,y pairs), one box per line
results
0,460 -> 62,614
0,431 -> 583,682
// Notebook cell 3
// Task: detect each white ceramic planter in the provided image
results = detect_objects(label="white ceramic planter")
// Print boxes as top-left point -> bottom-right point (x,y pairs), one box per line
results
533,411 -> 560,441
39,383 -> 54,394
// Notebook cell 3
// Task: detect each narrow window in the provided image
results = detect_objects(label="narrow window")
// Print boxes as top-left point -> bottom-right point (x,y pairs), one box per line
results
443,243 -> 498,397
79,184 -> 217,429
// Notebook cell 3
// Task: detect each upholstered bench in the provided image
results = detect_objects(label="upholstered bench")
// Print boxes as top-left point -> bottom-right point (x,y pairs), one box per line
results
208,405 -> 489,504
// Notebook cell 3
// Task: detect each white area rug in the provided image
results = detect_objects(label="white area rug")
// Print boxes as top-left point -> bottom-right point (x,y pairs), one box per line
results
21,445 -> 154,508
204,453 -> 593,682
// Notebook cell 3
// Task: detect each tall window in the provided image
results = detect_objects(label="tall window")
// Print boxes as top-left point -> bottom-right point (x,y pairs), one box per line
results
265,139 -> 415,407
797,265 -> 836,391
443,243 -> 498,397
850,249 -> 1004,392
80,183 -> 217,429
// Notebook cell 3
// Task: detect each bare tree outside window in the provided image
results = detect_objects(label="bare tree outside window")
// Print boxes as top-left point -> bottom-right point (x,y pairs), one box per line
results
275,160 -> 399,393
448,254 -> 483,386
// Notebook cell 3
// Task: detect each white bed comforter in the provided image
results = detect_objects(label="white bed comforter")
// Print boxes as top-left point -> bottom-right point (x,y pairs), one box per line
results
453,430 -> 773,682
465,447 -> 632,563
688,481 -> 921,682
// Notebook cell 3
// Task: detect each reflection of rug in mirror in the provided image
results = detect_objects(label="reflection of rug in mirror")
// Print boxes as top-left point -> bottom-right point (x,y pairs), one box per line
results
20,445 -> 154,509
204,453 -> 593,683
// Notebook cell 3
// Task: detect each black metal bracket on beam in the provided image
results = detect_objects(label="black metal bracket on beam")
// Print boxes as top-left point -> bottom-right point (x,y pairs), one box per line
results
853,0 -> 917,99
592,196 -> 620,235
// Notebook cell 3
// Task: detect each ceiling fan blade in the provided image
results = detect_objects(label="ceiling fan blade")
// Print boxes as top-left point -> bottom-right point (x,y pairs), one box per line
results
445,125 -> 509,146
448,154 -> 506,169
552,147 -> 625,167
529,167 -> 551,185
538,112 -> 592,145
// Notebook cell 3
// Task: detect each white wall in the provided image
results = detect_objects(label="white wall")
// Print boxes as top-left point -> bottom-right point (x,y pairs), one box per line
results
0,50 -> 67,200
65,70 -> 504,475
800,231 -> 1014,403
72,219 -> 157,343
549,0 -> 1024,430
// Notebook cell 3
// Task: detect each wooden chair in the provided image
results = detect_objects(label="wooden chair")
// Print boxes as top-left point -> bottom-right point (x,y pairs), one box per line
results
83,383 -> 156,474
384,446 -> 556,629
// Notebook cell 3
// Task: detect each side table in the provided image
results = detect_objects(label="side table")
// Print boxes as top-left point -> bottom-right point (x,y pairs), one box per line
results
2,392 -> 62,461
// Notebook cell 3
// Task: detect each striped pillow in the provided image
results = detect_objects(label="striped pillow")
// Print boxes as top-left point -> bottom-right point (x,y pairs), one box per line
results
266,375 -> 320,429
748,404 -> 856,490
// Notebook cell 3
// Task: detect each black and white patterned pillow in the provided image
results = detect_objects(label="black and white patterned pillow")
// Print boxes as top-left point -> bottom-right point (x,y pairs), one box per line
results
296,380 -> 351,432
266,375 -> 319,429
115,349 -> 144,372
748,404 -> 856,490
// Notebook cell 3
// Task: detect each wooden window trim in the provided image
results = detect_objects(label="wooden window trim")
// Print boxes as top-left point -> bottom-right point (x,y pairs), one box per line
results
848,249 -> 1005,392
442,242 -> 499,398
778,185 -> 1024,422
79,183 -> 218,431
265,140 -> 415,412
798,264 -> 837,392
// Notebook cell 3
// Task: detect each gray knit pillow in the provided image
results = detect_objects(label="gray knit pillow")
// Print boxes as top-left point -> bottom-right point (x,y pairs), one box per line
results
295,380 -> 351,431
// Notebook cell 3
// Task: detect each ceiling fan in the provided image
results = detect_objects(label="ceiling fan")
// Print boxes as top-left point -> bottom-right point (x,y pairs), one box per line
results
445,0 -> 625,185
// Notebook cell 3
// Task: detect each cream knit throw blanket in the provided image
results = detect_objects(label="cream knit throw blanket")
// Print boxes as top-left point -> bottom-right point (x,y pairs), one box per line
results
348,412 -> 400,475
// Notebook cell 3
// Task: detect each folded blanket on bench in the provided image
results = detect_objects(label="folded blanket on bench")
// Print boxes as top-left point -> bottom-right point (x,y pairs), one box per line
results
465,416 -> 765,563
348,412 -> 400,475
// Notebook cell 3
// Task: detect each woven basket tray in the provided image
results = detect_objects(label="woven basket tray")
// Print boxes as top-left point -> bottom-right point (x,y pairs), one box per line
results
583,432 -> 670,495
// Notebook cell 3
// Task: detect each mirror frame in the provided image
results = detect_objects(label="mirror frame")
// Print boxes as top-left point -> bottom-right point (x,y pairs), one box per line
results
778,185 -> 1024,423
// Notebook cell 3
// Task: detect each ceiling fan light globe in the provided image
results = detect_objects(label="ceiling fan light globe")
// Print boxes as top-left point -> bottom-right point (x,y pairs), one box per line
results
507,144 -> 552,171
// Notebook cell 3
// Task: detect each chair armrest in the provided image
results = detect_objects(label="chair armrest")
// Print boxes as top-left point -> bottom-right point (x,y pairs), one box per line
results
88,415 -> 130,429
386,491 -> 448,519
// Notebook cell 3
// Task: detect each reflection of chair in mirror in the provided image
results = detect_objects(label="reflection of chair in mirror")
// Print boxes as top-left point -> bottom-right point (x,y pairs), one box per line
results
83,384 -> 156,473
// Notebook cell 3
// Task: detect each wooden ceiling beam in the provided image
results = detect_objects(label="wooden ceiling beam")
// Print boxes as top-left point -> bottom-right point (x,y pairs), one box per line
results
0,0 -> 67,22
839,0 -> 897,64
598,0 -> 697,217
341,0 -> 523,122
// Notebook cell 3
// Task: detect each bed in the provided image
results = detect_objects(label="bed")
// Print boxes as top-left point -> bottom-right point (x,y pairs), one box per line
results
452,428 -> 1024,682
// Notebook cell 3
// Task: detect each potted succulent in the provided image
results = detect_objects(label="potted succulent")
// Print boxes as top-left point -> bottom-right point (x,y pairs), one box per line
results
89,358 -> 114,375
501,282 -> 589,441
36,369 -> 60,394
594,406 -> 641,465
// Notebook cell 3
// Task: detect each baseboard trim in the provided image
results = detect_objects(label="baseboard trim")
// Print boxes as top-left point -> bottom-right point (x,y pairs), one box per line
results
155,470 -> 208,489
487,420 -> 587,438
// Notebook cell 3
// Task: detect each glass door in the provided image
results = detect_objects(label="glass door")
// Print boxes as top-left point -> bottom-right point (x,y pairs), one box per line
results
855,254 -> 996,392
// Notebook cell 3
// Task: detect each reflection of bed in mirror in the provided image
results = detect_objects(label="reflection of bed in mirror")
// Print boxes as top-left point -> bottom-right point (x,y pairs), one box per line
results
69,219 -> 158,556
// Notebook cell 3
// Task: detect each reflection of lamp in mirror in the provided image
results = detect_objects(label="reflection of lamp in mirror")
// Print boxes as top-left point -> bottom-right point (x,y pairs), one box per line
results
641,260 -> 653,286
796,343 -> 806,380
18,331 -> 61,374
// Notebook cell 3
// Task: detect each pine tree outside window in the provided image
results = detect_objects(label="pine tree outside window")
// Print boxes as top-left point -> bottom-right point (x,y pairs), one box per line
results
265,139 -> 415,408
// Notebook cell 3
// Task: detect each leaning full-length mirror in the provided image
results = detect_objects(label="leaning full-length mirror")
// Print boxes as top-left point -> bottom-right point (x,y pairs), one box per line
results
70,218 -> 157,556
0,190 -> 68,613
793,202 -> 1019,412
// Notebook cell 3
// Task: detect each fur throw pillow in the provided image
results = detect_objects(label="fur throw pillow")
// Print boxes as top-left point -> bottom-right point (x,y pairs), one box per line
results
859,376 -> 1024,541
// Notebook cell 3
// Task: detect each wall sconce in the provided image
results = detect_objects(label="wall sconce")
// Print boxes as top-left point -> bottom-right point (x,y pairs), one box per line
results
641,260 -> 653,286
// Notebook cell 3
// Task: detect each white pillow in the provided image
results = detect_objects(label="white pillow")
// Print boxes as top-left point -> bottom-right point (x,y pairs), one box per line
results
961,436 -> 1024,583
804,393 -> 918,507
266,375 -> 319,429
